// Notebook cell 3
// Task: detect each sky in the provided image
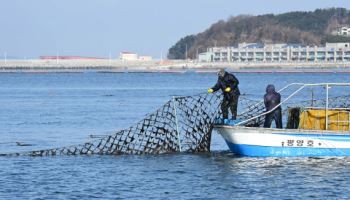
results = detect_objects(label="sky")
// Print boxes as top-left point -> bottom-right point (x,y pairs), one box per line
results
1,0 -> 350,59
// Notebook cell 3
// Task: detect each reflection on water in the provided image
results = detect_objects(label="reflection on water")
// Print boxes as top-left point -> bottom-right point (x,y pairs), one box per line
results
2,154 -> 350,199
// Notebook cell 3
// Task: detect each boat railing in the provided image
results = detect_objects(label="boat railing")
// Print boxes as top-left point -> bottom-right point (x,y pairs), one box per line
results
238,83 -> 310,118
236,83 -> 350,130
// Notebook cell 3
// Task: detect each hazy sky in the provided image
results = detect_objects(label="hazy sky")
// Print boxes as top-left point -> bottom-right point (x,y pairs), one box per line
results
1,0 -> 350,59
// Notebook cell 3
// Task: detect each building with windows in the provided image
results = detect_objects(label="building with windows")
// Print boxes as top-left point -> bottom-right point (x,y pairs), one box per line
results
198,43 -> 350,63
119,52 -> 153,61
119,52 -> 138,61
333,26 -> 350,36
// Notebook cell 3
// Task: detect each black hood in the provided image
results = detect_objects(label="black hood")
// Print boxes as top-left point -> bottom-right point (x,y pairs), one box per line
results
266,84 -> 275,93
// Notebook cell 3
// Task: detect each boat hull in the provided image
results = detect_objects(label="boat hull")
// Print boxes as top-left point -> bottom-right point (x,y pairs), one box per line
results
215,126 -> 350,157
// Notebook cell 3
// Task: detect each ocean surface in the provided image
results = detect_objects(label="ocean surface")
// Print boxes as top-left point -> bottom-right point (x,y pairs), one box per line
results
1,72 -> 350,199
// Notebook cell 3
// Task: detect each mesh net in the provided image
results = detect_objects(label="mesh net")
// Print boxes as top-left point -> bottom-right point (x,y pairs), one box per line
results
4,84 -> 350,156
4,92 -> 224,156
237,96 -> 265,127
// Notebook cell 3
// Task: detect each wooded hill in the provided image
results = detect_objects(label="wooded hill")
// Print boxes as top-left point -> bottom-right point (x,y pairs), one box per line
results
168,8 -> 350,59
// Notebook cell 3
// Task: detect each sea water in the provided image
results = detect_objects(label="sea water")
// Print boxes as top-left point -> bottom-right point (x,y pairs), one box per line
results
1,72 -> 350,199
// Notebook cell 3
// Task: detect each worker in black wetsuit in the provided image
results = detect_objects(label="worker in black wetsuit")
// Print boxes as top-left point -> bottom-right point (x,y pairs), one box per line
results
263,84 -> 282,128
208,69 -> 240,120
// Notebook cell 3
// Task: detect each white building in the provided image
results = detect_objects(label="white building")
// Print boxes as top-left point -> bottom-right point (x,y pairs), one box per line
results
199,43 -> 350,63
198,52 -> 213,62
119,52 -> 138,61
338,26 -> 350,36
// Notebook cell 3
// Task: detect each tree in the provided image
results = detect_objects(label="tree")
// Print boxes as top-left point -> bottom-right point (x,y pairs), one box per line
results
168,8 -> 350,59
168,35 -> 196,59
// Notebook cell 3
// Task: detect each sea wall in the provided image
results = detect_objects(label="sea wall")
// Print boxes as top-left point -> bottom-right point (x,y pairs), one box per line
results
0,59 -> 350,73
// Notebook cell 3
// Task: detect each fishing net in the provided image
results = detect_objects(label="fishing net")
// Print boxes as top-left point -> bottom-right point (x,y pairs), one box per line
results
4,92 -> 225,156
5,84 -> 348,156
237,96 -> 265,127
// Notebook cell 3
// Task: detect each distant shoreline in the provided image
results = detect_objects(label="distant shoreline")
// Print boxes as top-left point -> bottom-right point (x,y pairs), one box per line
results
1,69 -> 350,74
0,59 -> 350,73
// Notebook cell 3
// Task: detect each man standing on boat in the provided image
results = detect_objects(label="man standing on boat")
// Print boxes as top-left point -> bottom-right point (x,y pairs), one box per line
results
263,84 -> 282,128
208,69 -> 240,120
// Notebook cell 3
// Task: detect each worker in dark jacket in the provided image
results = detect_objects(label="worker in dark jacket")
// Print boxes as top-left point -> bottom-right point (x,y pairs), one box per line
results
263,84 -> 282,128
208,69 -> 240,120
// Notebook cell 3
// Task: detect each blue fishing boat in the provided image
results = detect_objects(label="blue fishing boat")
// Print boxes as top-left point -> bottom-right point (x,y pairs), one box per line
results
215,83 -> 350,157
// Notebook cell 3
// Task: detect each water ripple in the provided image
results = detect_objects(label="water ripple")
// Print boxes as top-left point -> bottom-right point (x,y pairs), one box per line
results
2,73 -> 350,199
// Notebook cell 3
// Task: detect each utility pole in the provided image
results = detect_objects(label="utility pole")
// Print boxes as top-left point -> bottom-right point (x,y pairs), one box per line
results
56,51 -> 59,64
185,44 -> 188,61
109,51 -> 111,66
